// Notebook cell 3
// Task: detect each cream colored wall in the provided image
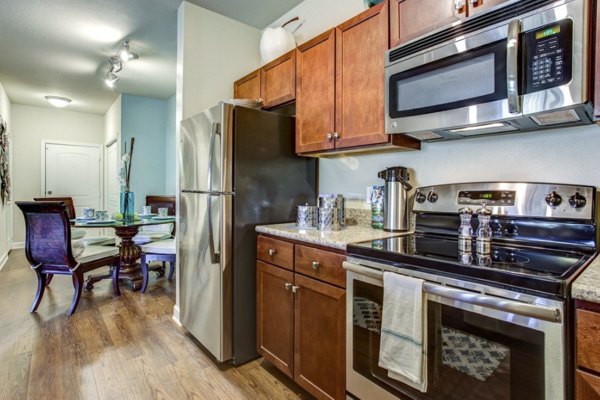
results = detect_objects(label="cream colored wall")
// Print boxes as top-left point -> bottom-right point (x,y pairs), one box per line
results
178,2 -> 262,120
0,81 -> 11,269
11,104 -> 104,244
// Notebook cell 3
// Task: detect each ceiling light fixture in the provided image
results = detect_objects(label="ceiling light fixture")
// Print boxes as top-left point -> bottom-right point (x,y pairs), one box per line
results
119,40 -> 139,63
45,95 -> 72,108
103,40 -> 139,89
105,73 -> 119,88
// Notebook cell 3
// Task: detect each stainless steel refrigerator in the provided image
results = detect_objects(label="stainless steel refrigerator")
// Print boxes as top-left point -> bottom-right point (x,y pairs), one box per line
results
179,101 -> 316,365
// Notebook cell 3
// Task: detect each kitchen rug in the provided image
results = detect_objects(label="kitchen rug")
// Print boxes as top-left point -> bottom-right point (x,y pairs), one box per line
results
353,296 -> 382,334
441,326 -> 508,382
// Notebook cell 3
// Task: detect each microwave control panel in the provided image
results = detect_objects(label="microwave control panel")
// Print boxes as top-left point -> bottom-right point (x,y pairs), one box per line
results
522,19 -> 572,94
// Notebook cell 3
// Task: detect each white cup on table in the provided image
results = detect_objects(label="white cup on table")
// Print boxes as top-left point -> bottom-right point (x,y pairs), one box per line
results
158,207 -> 168,218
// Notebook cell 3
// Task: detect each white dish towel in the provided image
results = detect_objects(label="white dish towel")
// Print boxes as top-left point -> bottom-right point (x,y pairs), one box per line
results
378,271 -> 427,392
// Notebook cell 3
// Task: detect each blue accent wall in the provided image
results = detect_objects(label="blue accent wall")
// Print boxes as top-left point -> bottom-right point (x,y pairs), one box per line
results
121,94 -> 175,211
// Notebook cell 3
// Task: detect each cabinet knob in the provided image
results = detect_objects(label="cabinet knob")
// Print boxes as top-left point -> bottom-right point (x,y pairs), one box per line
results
470,0 -> 480,5
291,285 -> 299,294
268,248 -> 277,256
312,261 -> 320,270
285,282 -> 292,291
326,132 -> 333,141
454,0 -> 465,10
333,132 -> 340,140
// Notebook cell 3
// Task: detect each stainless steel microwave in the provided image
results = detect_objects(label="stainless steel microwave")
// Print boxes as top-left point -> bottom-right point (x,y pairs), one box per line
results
385,0 -> 595,141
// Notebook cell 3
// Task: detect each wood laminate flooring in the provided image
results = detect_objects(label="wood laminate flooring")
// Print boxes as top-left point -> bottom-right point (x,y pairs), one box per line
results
0,250 -> 311,400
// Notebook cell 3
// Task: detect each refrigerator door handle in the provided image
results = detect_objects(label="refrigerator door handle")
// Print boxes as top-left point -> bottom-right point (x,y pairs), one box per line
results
207,194 -> 220,264
207,122 -> 219,193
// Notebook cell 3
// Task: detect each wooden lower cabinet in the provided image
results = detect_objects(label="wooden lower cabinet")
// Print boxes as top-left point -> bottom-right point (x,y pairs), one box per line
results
577,370 -> 600,399
256,261 -> 294,378
294,274 -> 345,400
576,303 -> 600,399
256,236 -> 346,400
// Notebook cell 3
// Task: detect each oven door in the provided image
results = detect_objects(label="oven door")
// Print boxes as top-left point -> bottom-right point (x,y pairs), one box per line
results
344,261 -> 565,400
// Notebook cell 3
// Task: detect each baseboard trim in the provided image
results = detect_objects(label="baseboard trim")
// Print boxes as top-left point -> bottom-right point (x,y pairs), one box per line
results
11,241 -> 24,250
0,251 -> 8,272
172,305 -> 181,326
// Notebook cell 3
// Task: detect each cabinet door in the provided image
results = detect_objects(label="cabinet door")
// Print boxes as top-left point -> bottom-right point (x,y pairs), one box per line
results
234,69 -> 261,100
256,261 -> 294,378
390,0 -> 466,47
335,1 -> 389,149
467,0 -> 510,16
294,274 -> 345,400
296,29 -> 336,154
577,370 -> 600,400
595,2 -> 600,120
261,50 -> 296,109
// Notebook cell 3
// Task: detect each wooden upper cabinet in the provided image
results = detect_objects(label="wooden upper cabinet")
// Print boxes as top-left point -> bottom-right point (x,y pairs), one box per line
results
467,0 -> 511,16
234,69 -> 261,100
293,273 -> 345,400
256,261 -> 294,378
261,50 -> 296,109
595,1 -> 600,121
335,1 -> 389,149
296,29 -> 337,154
390,0 -> 465,47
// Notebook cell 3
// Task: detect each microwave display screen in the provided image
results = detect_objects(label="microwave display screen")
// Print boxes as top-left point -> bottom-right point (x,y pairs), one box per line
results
535,25 -> 560,40
522,19 -> 572,94
457,190 -> 516,206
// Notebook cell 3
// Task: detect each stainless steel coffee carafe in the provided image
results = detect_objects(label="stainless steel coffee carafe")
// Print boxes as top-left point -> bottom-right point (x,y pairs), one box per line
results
377,166 -> 412,232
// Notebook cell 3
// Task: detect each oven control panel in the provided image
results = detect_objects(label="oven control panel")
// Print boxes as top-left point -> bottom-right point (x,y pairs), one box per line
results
523,19 -> 573,94
413,182 -> 595,220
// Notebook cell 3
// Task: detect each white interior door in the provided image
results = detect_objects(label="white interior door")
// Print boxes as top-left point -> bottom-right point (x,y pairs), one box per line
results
43,142 -> 102,217
105,141 -> 119,216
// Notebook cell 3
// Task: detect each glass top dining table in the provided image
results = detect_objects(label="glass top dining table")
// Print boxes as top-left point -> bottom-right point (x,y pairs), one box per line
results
72,217 -> 176,291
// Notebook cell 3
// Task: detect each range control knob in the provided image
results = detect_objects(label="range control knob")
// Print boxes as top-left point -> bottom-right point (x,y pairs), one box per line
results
427,191 -> 439,203
569,192 -> 587,209
545,191 -> 562,207
415,191 -> 426,203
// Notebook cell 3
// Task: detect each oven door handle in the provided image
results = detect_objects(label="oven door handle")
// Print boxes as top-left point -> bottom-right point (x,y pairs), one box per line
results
343,262 -> 561,323
507,19 -> 521,114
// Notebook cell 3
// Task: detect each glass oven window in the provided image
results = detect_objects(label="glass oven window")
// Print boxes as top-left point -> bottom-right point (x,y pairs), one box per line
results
351,280 -> 545,400
389,40 -> 507,118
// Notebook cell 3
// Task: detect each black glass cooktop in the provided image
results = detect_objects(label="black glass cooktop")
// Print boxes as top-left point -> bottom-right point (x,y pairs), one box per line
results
347,233 -> 592,298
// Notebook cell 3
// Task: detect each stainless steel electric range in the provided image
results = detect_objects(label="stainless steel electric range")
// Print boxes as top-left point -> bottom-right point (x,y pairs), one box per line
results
344,182 -> 598,400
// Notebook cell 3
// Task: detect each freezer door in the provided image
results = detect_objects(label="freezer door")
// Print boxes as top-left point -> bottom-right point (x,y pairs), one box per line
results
179,191 -> 232,361
179,104 -> 222,192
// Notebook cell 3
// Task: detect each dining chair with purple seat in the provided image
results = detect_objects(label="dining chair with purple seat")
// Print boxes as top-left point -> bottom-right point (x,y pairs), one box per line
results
16,201 -> 121,316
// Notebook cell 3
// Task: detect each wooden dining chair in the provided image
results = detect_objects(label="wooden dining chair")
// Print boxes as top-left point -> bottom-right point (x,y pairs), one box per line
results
16,201 -> 121,316
33,196 -> 76,219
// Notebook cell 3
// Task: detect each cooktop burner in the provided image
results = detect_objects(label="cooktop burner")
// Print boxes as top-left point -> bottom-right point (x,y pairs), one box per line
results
347,233 -> 592,298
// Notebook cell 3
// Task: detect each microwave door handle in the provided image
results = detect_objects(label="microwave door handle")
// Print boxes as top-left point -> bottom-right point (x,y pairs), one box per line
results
507,19 -> 521,114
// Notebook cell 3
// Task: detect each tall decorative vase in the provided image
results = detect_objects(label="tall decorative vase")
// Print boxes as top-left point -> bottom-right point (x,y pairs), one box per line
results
120,189 -> 135,222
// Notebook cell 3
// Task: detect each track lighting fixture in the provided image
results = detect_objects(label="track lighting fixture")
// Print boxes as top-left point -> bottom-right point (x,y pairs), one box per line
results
103,40 -> 138,89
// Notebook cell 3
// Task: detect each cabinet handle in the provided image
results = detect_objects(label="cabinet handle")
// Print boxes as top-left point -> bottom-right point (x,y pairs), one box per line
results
285,282 -> 292,291
291,285 -> 299,294
326,132 -> 333,141
312,261 -> 320,270
268,248 -> 277,256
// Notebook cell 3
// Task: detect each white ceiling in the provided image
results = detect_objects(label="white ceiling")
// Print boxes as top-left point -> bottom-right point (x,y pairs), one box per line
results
0,0 -> 303,115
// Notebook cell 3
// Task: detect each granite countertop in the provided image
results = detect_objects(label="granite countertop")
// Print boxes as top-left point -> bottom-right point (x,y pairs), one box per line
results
572,255 -> 600,302
255,223 -> 405,250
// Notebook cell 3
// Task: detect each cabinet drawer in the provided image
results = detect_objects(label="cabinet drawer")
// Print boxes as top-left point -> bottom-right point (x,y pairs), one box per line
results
577,369 -> 600,399
577,309 -> 600,372
295,244 -> 346,288
257,236 -> 294,270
